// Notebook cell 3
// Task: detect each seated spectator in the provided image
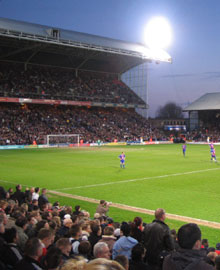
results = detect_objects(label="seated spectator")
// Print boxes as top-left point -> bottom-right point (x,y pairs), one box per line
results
88,223 -> 102,255
57,218 -> 73,238
115,255 -> 129,270
69,224 -> 82,255
15,215 -> 28,251
202,239 -> 210,253
93,242 -> 111,259
98,226 -> 116,255
1,227 -> 23,267
81,222 -> 92,241
78,240 -> 92,262
42,246 -> 63,270
129,243 -> 150,270
204,252 -> 217,267
86,258 -> 124,270
59,258 -> 86,270
38,228 -> 55,258
56,238 -> 72,262
14,237 -> 43,270
73,205 -> 82,216
163,223 -> 213,270
112,223 -> 138,259
130,217 -> 143,243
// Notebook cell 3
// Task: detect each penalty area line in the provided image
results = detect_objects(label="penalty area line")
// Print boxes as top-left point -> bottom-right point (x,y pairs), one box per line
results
54,167 -> 220,191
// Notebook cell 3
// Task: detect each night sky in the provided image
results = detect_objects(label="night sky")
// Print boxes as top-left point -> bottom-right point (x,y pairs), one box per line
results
1,0 -> 220,116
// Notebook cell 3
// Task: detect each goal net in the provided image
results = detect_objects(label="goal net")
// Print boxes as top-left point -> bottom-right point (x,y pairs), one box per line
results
46,134 -> 80,147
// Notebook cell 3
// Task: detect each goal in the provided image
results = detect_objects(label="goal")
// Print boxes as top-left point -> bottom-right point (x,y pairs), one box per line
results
46,134 -> 80,147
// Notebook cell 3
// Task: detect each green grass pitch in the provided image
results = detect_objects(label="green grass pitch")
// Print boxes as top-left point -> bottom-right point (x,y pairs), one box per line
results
0,144 -> 220,246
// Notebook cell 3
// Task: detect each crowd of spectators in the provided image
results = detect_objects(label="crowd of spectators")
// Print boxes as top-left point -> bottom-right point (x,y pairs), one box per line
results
0,184 -> 220,270
0,103 -> 167,145
0,63 -> 145,105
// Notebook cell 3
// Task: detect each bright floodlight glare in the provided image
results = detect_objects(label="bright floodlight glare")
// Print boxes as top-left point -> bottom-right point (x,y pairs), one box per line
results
144,17 -> 172,49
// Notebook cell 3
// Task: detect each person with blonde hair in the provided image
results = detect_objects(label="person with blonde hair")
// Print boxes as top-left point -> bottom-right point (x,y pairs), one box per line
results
59,258 -> 86,270
86,258 -> 125,270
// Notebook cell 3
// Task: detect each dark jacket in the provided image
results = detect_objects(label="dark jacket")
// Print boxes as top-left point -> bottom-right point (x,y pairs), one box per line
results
163,249 -> 214,270
1,243 -> 23,268
38,194 -> 49,208
129,260 -> 152,270
14,255 -> 43,270
143,219 -> 174,265
11,190 -> 25,205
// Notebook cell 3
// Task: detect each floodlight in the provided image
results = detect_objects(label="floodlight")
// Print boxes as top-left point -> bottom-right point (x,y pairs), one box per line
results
144,16 -> 172,49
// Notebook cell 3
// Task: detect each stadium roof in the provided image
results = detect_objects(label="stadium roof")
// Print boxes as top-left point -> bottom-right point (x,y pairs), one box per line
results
184,92 -> 220,111
0,17 -> 171,73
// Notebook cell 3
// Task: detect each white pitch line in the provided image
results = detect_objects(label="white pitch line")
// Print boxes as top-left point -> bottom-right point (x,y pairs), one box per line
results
54,167 -> 220,191
0,179 -> 30,187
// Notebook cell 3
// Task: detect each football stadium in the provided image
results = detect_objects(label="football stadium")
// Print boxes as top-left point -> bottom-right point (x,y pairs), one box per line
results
1,16 -> 220,270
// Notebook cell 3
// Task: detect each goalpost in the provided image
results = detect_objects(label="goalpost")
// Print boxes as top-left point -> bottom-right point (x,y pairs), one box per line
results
46,134 -> 80,147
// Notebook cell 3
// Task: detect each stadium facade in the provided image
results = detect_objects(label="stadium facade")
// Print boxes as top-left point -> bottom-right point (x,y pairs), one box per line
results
184,92 -> 220,130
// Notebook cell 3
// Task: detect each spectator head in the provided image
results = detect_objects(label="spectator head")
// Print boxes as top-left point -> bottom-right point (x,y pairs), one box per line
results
35,220 -> 49,233
42,188 -> 47,194
16,184 -> 22,191
207,252 -> 217,264
133,217 -> 142,227
93,242 -> 110,259
56,238 -> 72,256
44,246 -> 62,270
120,223 -> 130,237
24,238 -> 43,259
131,243 -> 146,261
69,224 -> 82,239
114,255 -> 129,270
86,258 -> 124,270
78,241 -> 91,256
155,208 -> 166,221
63,218 -> 73,228
91,223 -> 102,236
38,228 -> 54,248
59,258 -> 86,270
100,200 -> 106,206
202,239 -> 209,248
4,227 -> 18,243
71,215 -> 79,224
0,200 -> 8,210
15,216 -> 28,230
103,226 -> 114,236
42,211 -> 52,221
35,187 -> 40,193
82,222 -> 92,234
75,205 -> 81,212
177,223 -> 201,250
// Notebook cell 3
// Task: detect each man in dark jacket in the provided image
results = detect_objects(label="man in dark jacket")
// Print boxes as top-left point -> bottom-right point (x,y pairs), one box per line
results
11,184 -> 25,205
14,237 -> 43,270
143,208 -> 174,268
163,223 -> 213,270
